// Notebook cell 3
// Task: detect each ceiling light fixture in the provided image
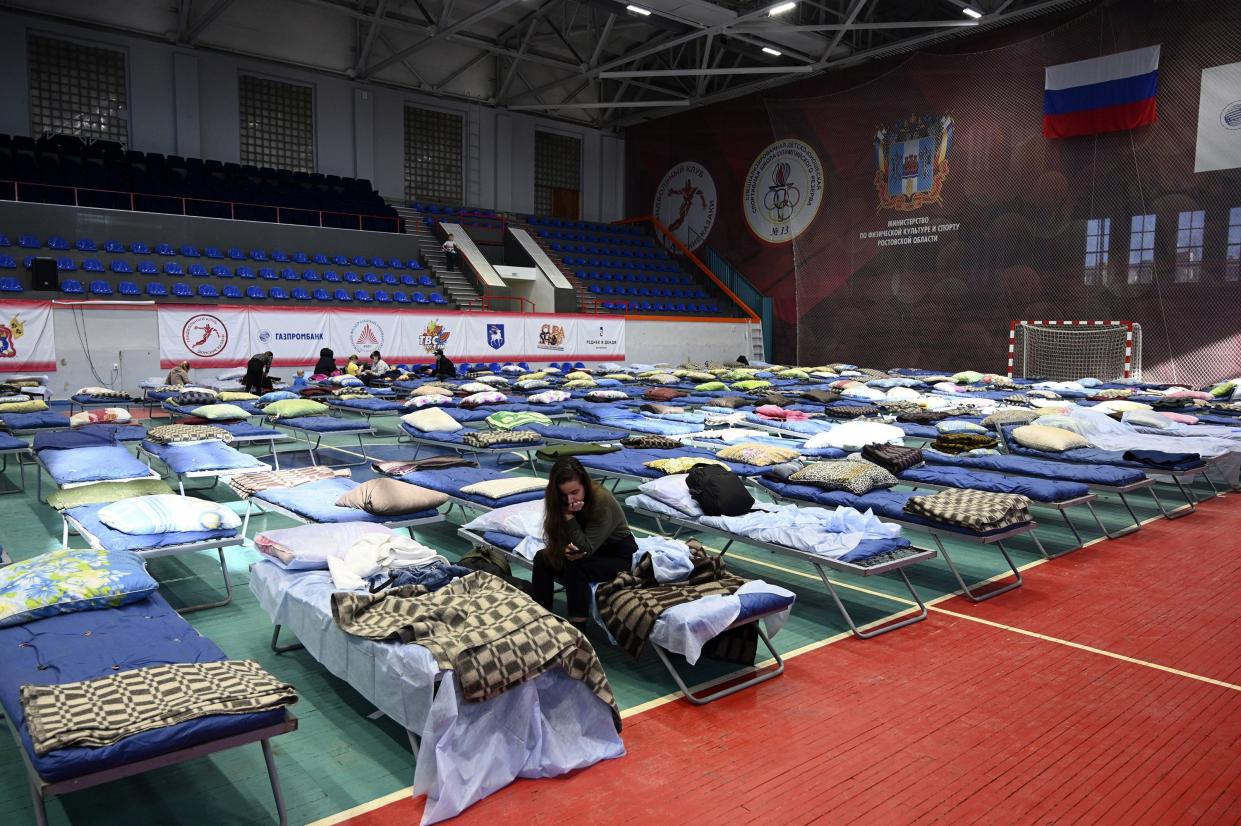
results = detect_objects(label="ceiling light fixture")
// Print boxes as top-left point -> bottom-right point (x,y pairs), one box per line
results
768,2 -> 796,17
625,4 -> 652,15
961,6 -> 983,18
762,47 -> 782,56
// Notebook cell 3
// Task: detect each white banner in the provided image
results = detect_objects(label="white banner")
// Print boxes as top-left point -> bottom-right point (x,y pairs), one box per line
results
0,300 -> 56,373
1195,62 -> 1241,173
159,306 -> 625,368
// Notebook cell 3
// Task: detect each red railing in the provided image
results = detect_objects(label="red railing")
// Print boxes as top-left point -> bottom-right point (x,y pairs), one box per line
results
474,294 -> 535,313
1,180 -> 402,233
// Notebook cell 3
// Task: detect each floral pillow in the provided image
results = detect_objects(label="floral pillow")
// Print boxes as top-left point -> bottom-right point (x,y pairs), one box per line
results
404,393 -> 452,408
69,407 -> 132,428
515,380 -> 550,391
460,391 -> 507,409
789,460 -> 898,495
586,390 -> 628,402
529,389 -> 571,404
563,379 -> 597,389
717,443 -> 801,467
0,547 -> 158,627
459,382 -> 496,394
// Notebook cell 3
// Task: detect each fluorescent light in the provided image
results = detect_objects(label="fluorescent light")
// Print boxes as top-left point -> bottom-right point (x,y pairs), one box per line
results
625,4 -> 651,15
762,47 -> 782,56
768,2 -> 796,16
961,6 -> 983,18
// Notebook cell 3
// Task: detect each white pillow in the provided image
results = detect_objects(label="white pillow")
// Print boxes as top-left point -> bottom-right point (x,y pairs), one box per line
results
529,390 -> 570,404
804,420 -> 905,451
638,474 -> 703,517
459,476 -> 546,499
459,381 -> 495,394
1122,410 -> 1175,430
461,499 -> 545,538
98,494 -> 241,534
255,523 -> 394,569
77,386 -> 113,396
475,375 -> 509,386
400,407 -> 462,433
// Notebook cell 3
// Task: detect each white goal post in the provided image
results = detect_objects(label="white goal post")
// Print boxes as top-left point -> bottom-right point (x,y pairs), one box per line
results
1007,320 -> 1142,382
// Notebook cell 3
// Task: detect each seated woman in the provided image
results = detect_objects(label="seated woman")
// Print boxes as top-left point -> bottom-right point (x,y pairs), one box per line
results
532,457 -> 638,630
313,347 -> 337,378
165,360 -> 191,386
368,350 -> 391,375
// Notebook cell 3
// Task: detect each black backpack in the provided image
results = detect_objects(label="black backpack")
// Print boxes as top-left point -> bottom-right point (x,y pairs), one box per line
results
686,464 -> 754,516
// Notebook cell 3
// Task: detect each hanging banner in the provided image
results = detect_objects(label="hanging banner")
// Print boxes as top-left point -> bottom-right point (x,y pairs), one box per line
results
159,306 -> 625,368
158,306 -> 251,368
0,300 -> 56,373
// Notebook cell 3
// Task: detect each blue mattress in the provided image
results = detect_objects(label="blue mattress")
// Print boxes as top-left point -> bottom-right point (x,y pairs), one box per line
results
496,403 -> 566,415
141,440 -> 266,474
0,433 -> 26,451
397,466 -> 546,507
743,414 -> 834,436
899,465 -> 1089,502
218,421 -> 285,440
1,411 -> 70,431
144,389 -> 180,401
443,407 -> 491,423
923,449 -> 1148,486
0,592 -> 286,782
67,502 -> 239,550
998,424 -> 1206,471
528,423 -> 621,442
400,423 -> 543,448
277,415 -> 371,433
577,447 -> 770,479
755,479 -> 1028,537
894,422 -> 940,439
34,428 -> 134,451
40,445 -> 154,485
329,397 -> 405,412
255,477 -> 438,523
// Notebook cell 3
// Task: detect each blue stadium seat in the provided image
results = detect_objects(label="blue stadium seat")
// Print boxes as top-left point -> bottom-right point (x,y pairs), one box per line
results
351,255 -> 367,267
271,250 -> 289,263
363,272 -> 380,285
311,253 -> 329,265
412,292 -> 428,304
312,288 -> 330,302
374,290 -> 392,304
0,277 -> 21,293
171,282 -> 192,298
57,257 -> 75,271
117,281 -> 140,297
269,287 -> 289,300
250,249 -> 269,261
18,235 -> 39,249
400,274 -> 416,287
289,251 -> 307,264
323,270 -> 340,283
393,291 -> 410,304
291,286 -> 311,300
246,286 -> 266,300
75,238 -> 97,252
0,256 -> 15,269
388,258 -> 405,269
353,289 -> 372,303
222,285 -> 243,299
138,261 -> 158,275
164,262 -> 183,276
0,235 -> 9,247
302,269 -> 320,281
418,275 -> 434,287
188,264 -> 208,277
332,255 -> 348,266
227,247 -> 246,260
235,267 -> 255,279
344,271 -> 361,284
82,259 -> 104,273
589,284 -> 602,294
370,256 -> 386,268
204,247 -> 224,259
281,268 -> 299,281
409,261 -> 422,271
382,273 -> 398,286
129,242 -> 150,255
258,268 -> 278,280
430,292 -> 447,305
154,243 -> 175,256
333,289 -> 351,302
180,245 -> 201,257
111,260 -> 132,274
46,236 -> 69,251
198,284 -> 219,299
211,265 -> 232,278
146,282 -> 168,297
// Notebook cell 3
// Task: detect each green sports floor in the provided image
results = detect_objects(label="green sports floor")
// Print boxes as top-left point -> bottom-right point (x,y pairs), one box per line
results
0,423 -> 1213,826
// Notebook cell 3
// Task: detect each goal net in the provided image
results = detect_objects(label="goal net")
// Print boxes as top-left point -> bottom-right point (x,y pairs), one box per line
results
1008,321 -> 1141,382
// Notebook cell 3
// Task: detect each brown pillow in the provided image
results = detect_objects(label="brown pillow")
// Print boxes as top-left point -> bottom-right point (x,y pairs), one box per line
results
335,478 -> 447,515
754,393 -> 796,407
801,390 -> 842,404
644,387 -> 687,402
710,396 -> 750,409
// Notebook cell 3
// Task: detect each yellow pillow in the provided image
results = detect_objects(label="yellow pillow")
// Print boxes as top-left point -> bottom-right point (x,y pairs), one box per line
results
644,457 -> 729,475
564,371 -> 593,381
717,443 -> 801,466
1012,424 -> 1090,452
218,391 -> 259,401
458,476 -> 546,499
0,399 -> 49,413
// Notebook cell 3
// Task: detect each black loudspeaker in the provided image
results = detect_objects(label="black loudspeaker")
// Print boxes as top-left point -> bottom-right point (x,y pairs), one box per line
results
29,257 -> 58,292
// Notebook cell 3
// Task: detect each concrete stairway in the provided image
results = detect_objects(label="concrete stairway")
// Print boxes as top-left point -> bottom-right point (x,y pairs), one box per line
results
392,205 -> 482,311
515,221 -> 603,314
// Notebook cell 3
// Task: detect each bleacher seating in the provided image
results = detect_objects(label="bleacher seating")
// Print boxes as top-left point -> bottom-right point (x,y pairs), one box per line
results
146,282 -> 168,297
61,279 -> 84,295
89,280 -> 112,296
0,277 -> 23,293
118,281 -> 140,296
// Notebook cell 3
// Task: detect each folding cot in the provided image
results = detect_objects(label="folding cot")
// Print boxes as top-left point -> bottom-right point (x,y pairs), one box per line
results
457,525 -> 793,704
0,431 -> 30,494
398,422 -> 545,472
66,392 -> 136,414
59,502 -> 245,612
215,420 -> 294,469
323,395 -> 408,425
33,438 -> 162,502
0,592 -> 297,826
576,446 -> 773,490
239,476 -> 446,536
162,399 -> 263,421
753,478 -> 1041,602
248,562 -> 623,822
0,410 -> 72,435
391,464 -> 548,518
138,438 -> 272,495
269,415 -> 377,467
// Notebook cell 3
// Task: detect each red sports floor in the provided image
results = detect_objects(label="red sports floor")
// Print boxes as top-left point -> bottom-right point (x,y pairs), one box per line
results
331,496 -> 1241,825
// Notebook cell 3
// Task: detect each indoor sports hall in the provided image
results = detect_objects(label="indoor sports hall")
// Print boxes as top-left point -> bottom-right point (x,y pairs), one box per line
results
0,0 -> 1237,823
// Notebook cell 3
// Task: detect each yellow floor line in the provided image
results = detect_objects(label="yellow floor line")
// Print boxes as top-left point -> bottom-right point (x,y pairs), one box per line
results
306,788 -> 412,826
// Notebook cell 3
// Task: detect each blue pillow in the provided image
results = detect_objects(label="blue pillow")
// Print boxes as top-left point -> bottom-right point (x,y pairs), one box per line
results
594,378 -> 622,387
260,390 -> 298,404
1078,378 -> 1101,387
0,547 -> 158,627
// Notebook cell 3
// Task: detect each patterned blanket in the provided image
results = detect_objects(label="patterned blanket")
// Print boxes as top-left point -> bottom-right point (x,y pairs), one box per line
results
595,547 -> 757,663
331,572 -> 620,728
461,429 -> 541,448
21,660 -> 297,756
372,456 -> 478,476
227,465 -> 350,498
903,488 -> 1032,531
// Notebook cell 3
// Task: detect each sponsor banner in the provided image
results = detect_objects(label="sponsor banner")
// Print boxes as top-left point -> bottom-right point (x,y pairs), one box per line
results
653,161 -> 718,251
461,315 -> 529,360
0,300 -> 56,373
251,310 -> 331,365
159,306 -> 250,368
1195,61 -> 1241,173
576,316 -> 626,358
742,138 -> 824,244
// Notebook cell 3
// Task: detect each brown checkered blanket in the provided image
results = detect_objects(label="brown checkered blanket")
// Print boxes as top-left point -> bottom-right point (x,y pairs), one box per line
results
331,572 -> 620,728
227,465 -> 350,498
21,660 -> 297,756
903,488 -> 1032,532
595,548 -> 757,664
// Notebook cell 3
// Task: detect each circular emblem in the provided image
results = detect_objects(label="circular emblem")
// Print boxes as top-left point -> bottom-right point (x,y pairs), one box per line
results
1221,101 -> 1241,130
351,320 -> 384,351
742,138 -> 824,244
257,329 -> 271,343
653,161 -> 717,251
181,313 -> 228,358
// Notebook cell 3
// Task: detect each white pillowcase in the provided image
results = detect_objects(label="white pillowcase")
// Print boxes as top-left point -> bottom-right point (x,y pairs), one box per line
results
461,499 -> 545,538
98,494 -> 241,534
255,523 -> 394,569
638,474 -> 703,517
400,407 -> 462,433
459,382 -> 495,394
459,476 -> 546,499
529,389 -> 570,404
804,420 -> 905,451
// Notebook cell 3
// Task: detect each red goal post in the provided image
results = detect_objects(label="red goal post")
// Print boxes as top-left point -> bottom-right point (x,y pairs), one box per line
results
1007,320 -> 1139,381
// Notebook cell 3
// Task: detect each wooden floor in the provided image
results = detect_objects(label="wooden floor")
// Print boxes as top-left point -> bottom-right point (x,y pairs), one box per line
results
333,494 -> 1241,826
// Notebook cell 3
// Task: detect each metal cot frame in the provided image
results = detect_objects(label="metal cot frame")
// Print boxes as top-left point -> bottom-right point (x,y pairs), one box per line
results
0,443 -> 31,494
397,431 -> 543,473
34,451 -> 163,504
239,494 -> 446,538
137,443 -> 273,496
271,419 -> 377,467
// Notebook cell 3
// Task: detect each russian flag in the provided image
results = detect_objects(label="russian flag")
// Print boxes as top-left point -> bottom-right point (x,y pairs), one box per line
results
1044,45 -> 1160,139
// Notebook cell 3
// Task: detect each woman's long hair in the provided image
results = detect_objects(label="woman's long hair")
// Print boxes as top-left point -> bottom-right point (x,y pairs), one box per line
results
542,456 -> 598,569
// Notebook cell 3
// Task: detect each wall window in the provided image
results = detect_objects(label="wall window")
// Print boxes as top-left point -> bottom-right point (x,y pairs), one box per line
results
238,75 -> 314,172
1173,210 -> 1205,283
1227,207 -> 1241,282
403,106 -> 463,205
1083,218 -> 1111,286
28,33 -> 128,143
534,130 -> 582,218
1127,213 -> 1156,285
